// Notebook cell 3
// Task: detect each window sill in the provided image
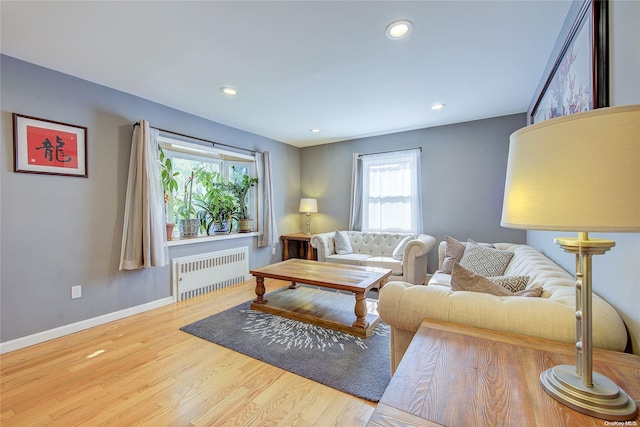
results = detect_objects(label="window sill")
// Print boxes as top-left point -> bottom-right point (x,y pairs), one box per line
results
167,231 -> 260,247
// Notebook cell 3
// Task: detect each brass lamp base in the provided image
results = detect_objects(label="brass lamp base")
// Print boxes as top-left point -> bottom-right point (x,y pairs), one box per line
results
540,365 -> 638,421
544,234 -> 638,421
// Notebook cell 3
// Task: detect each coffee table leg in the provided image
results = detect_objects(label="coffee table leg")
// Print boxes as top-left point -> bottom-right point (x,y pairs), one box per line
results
288,281 -> 299,289
352,292 -> 369,329
253,276 -> 268,304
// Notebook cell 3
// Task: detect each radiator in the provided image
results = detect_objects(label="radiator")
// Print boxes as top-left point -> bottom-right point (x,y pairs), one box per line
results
172,247 -> 249,301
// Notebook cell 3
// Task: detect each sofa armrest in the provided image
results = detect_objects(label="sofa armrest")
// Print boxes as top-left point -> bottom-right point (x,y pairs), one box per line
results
310,232 -> 335,262
401,234 -> 437,284
412,234 -> 437,257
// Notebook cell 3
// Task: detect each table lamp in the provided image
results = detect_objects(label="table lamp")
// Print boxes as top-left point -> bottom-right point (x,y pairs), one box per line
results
501,104 -> 639,420
299,198 -> 318,235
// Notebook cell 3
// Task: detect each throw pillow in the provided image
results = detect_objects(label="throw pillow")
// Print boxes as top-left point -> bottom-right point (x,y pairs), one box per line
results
392,235 -> 413,261
451,263 -> 541,297
451,263 -> 512,296
459,241 -> 514,277
334,230 -> 353,255
489,275 -> 530,293
441,235 -> 495,274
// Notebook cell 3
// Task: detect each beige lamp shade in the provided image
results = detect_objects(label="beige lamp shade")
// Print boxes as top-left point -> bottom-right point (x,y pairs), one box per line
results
299,198 -> 318,213
501,105 -> 640,232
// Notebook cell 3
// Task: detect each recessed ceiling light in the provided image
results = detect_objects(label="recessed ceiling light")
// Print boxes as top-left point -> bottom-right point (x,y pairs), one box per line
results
220,87 -> 238,96
386,20 -> 413,40
431,103 -> 446,111
310,128 -> 321,133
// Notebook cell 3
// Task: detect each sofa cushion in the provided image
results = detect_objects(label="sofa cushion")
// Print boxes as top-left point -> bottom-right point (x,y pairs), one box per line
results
451,263 -> 541,297
513,287 -> 544,297
429,270 -> 529,293
441,235 -> 494,274
392,236 -> 413,261
326,253 -> 371,266
334,230 -> 353,255
460,241 -> 513,277
360,256 -> 403,275
429,270 -> 452,286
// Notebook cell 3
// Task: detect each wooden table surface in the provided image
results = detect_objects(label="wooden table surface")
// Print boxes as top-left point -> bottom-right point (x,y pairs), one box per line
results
250,258 -> 391,293
368,319 -> 640,427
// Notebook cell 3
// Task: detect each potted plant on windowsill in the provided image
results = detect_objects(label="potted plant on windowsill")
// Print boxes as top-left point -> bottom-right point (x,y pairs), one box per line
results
201,192 -> 236,234
194,168 -> 237,235
158,146 -> 178,240
225,166 -> 258,233
176,171 -> 199,238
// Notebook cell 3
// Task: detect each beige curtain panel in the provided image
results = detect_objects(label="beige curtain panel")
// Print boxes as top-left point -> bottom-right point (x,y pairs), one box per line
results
119,120 -> 169,270
256,151 -> 278,247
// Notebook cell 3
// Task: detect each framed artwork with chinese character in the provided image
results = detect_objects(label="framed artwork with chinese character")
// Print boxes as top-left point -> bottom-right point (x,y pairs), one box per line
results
13,114 -> 88,177
528,0 -> 608,124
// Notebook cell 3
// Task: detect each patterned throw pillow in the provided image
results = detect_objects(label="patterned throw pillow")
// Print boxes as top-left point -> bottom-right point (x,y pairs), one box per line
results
451,263 -> 541,297
459,241 -> 514,277
489,275 -> 530,293
441,235 -> 494,274
392,235 -> 413,261
334,230 -> 353,255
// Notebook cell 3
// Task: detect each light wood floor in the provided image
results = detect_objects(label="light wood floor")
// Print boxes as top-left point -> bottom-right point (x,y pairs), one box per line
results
0,279 -> 376,426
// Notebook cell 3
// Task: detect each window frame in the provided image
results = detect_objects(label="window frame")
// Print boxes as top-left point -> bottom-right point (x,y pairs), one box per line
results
354,148 -> 422,234
158,136 -> 259,243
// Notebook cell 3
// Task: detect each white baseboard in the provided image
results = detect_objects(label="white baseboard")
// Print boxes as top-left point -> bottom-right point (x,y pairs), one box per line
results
0,297 -> 174,354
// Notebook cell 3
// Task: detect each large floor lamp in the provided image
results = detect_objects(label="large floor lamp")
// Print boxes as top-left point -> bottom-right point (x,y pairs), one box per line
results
501,105 -> 639,420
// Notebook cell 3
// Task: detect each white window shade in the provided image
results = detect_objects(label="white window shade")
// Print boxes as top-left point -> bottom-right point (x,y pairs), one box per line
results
355,148 -> 422,233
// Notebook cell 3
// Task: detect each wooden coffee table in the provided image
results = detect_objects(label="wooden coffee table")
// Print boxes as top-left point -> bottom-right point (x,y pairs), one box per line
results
250,259 -> 392,338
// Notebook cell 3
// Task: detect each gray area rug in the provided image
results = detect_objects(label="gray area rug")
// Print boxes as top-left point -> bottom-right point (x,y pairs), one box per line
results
180,293 -> 390,402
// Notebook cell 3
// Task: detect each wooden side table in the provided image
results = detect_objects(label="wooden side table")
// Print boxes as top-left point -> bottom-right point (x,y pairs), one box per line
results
280,233 -> 316,261
368,319 -> 640,426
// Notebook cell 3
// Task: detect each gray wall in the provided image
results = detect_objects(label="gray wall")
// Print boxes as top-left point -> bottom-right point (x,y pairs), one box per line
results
6,1 -> 635,354
527,0 -> 640,354
300,114 -> 528,271
1,55 -> 300,342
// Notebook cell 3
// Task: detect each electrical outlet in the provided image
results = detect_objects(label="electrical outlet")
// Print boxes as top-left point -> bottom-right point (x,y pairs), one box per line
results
71,285 -> 82,299
272,247 -> 276,255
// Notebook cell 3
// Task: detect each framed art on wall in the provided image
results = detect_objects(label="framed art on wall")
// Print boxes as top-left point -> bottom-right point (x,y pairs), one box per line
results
528,0 -> 609,124
13,113 -> 88,177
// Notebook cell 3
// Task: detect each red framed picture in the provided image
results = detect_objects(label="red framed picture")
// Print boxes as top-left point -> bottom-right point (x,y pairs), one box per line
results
13,113 -> 88,177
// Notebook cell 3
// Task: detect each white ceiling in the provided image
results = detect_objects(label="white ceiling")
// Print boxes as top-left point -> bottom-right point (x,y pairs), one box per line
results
1,1 -> 572,148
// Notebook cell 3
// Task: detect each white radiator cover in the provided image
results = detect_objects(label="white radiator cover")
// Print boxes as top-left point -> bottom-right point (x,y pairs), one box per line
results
172,247 -> 249,301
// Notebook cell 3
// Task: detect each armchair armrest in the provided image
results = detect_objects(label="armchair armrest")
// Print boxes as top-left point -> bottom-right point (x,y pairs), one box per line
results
401,234 -> 437,285
413,234 -> 437,257
310,232 -> 335,262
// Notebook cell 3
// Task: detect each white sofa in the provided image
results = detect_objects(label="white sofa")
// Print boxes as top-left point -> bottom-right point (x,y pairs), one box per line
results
310,231 -> 437,285
378,241 -> 629,373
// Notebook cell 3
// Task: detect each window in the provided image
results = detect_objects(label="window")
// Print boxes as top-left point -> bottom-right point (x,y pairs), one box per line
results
351,148 -> 422,233
158,136 -> 258,238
